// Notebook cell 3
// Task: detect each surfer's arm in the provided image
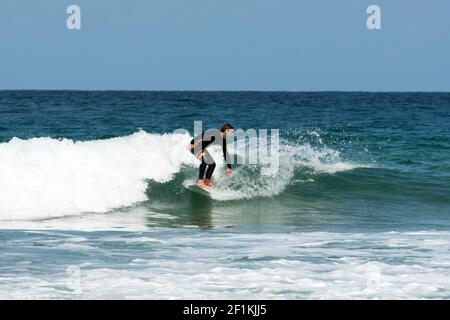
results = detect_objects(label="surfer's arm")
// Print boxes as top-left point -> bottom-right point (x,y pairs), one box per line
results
189,134 -> 203,156
190,134 -> 201,147
190,133 -> 214,158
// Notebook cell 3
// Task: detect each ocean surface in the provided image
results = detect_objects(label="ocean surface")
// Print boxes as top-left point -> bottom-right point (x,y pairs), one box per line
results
1,91 -> 450,299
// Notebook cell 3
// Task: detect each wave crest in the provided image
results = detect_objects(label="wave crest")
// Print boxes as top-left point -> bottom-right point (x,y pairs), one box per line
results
0,130 -> 367,220
185,140 -> 368,201
0,131 -> 194,220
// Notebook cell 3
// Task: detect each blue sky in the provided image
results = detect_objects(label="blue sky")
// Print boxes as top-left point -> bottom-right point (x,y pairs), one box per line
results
0,0 -> 449,91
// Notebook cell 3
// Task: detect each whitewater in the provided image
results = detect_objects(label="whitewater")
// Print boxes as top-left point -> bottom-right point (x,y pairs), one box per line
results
2,228 -> 450,299
0,130 -> 365,221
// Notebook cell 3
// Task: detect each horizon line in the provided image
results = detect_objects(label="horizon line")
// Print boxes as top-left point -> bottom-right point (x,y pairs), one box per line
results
1,89 -> 449,94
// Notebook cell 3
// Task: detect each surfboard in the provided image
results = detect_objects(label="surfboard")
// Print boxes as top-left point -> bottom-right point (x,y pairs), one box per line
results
188,184 -> 215,196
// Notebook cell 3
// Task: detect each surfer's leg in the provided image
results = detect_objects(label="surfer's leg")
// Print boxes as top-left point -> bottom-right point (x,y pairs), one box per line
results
205,165 -> 216,188
199,162 -> 207,180
196,163 -> 208,187
203,150 -> 216,187
191,148 -> 207,185
205,163 -> 216,180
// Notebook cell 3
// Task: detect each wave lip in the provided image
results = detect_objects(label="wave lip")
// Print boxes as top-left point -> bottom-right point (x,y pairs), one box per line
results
0,131 -> 195,221
0,130 -> 368,220
194,141 -> 370,201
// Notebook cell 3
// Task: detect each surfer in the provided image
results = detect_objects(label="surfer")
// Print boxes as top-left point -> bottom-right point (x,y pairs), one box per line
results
189,123 -> 234,188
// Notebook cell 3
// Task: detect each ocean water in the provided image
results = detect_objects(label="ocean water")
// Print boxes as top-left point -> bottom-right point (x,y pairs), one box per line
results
1,91 -> 450,299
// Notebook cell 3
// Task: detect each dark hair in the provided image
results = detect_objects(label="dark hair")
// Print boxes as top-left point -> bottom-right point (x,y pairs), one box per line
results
220,123 -> 234,132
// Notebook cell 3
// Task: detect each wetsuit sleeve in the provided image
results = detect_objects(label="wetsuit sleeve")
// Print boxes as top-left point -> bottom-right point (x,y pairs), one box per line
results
191,132 -> 215,152
190,134 -> 202,147
204,136 -> 215,150
223,138 -> 232,169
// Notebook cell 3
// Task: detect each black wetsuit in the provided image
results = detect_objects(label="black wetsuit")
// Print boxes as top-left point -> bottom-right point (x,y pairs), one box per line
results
190,131 -> 232,180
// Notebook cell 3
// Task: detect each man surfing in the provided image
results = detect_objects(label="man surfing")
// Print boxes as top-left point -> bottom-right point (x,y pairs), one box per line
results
189,123 -> 234,189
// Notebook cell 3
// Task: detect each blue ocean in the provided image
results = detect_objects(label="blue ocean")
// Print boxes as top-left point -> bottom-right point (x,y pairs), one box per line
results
1,91 -> 450,299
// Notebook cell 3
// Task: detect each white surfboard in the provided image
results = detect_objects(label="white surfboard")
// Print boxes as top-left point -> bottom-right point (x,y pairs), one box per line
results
188,184 -> 215,196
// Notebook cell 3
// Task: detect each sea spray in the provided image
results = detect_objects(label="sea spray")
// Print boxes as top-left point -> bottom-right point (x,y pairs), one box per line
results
0,130 -> 366,220
0,131 -> 195,220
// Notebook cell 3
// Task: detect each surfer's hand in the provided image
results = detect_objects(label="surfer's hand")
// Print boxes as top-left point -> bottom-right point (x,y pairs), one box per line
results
188,144 -> 195,150
196,151 -> 205,159
226,168 -> 232,177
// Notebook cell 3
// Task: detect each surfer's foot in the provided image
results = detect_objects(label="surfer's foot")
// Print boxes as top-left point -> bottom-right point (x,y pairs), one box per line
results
197,180 -> 208,188
204,179 -> 215,188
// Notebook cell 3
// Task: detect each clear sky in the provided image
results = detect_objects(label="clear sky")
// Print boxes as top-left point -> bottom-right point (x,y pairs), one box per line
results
0,0 -> 449,91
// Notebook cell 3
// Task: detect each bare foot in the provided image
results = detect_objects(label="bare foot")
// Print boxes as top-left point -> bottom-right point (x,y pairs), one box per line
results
197,180 -> 207,188
204,179 -> 215,188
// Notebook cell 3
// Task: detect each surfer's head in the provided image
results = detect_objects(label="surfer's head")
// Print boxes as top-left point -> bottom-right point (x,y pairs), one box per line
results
221,123 -> 234,138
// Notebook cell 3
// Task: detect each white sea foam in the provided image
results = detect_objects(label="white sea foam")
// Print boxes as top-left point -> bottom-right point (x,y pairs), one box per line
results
0,131 -> 366,220
0,131 -> 196,220
1,230 -> 449,299
194,140 -> 369,201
